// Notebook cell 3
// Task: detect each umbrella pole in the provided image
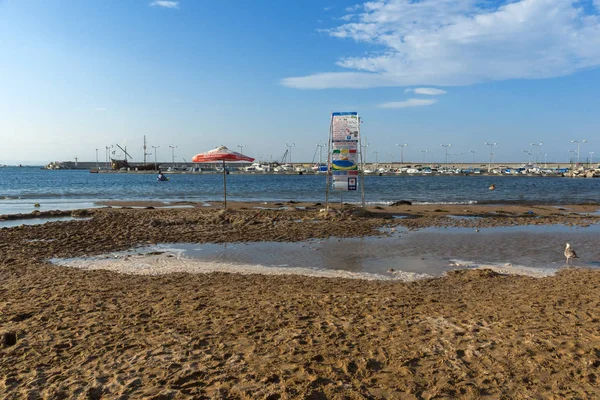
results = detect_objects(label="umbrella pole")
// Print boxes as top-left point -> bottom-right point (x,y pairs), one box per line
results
223,160 -> 227,209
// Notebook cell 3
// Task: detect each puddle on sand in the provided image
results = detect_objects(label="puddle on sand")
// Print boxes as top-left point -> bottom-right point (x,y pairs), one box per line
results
446,215 -> 482,220
0,216 -> 91,229
52,223 -> 600,279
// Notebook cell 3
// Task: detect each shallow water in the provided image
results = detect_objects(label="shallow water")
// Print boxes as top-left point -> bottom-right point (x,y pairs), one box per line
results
0,216 -> 91,228
53,224 -> 600,279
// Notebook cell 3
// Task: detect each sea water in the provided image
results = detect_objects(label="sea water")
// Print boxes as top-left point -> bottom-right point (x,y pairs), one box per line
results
1,167 -> 599,214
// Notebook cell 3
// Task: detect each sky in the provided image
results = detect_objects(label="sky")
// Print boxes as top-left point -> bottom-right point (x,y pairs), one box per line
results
1,0 -> 600,165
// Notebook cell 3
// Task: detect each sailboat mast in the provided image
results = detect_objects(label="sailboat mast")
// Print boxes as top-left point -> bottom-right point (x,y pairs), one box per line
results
143,135 -> 147,165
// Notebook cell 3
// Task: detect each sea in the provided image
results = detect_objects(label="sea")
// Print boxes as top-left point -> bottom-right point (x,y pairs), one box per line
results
1,166 -> 599,214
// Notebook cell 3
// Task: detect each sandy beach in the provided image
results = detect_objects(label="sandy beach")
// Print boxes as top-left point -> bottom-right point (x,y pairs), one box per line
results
1,202 -> 600,399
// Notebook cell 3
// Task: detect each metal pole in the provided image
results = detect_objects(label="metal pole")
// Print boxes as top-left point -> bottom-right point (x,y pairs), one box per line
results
223,160 -> 227,208
169,145 -> 177,169
441,144 -> 451,169
285,143 -> 295,166
397,144 -> 407,166
571,140 -> 587,165
359,115 -> 365,208
325,115 -> 333,209
152,145 -> 159,170
95,148 -> 99,169
485,142 -> 496,173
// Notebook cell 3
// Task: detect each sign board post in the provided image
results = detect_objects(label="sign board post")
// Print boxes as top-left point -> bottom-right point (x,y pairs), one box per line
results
325,112 -> 365,209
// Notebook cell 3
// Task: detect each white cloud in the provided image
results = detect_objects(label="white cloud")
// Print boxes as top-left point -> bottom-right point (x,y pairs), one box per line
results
149,1 -> 179,9
282,0 -> 600,89
94,107 -> 108,111
405,88 -> 447,95
378,98 -> 438,108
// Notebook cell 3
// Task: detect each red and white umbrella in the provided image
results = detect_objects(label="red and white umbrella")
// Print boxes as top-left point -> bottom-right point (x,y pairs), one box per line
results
192,145 -> 255,163
192,145 -> 255,208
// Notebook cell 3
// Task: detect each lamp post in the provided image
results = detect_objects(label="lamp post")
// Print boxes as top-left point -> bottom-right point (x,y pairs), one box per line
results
317,143 -> 325,165
420,149 -> 428,163
95,148 -> 99,169
571,140 -> 587,165
530,142 -> 543,165
441,144 -> 451,170
396,143 -> 407,166
237,145 -> 246,155
105,145 -> 113,170
470,150 -> 476,165
361,138 -> 370,169
169,145 -> 177,169
152,145 -> 159,170
285,143 -> 295,165
485,142 -> 497,173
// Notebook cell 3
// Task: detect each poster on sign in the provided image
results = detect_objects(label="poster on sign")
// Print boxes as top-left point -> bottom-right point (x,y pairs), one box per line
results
332,112 -> 359,141
332,144 -> 359,171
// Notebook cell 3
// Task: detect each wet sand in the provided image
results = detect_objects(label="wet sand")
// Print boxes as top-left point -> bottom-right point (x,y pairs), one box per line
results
1,203 -> 600,399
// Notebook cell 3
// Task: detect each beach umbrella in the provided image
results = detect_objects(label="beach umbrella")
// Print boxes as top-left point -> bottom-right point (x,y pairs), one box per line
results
191,145 -> 255,208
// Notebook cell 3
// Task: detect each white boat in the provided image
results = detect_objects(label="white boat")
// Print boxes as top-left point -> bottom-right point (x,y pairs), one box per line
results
274,164 -> 293,172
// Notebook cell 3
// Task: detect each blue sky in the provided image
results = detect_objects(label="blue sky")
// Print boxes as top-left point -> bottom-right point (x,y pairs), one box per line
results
1,0 -> 599,165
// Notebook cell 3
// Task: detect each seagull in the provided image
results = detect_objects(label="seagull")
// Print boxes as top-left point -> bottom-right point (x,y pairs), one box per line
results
564,243 -> 578,265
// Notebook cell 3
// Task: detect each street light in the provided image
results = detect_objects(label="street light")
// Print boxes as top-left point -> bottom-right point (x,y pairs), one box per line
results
152,145 -> 159,170
485,142 -> 497,173
361,138 -> 370,168
571,140 -> 587,165
523,150 -> 532,164
285,143 -> 295,165
420,149 -> 428,163
316,143 -> 325,165
237,145 -> 246,155
441,144 -> 451,169
95,148 -> 99,169
530,142 -> 543,165
469,150 -> 476,165
590,151 -> 594,166
105,145 -> 113,169
169,145 -> 177,169
396,143 -> 407,165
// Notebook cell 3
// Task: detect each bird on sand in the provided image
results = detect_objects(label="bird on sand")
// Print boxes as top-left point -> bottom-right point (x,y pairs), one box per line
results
564,243 -> 578,265
489,184 -> 496,191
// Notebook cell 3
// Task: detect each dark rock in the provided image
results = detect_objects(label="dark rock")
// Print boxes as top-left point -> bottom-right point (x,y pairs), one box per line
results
71,209 -> 91,217
351,209 -> 371,218
2,331 -> 17,346
390,200 -> 412,206
10,313 -> 33,322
